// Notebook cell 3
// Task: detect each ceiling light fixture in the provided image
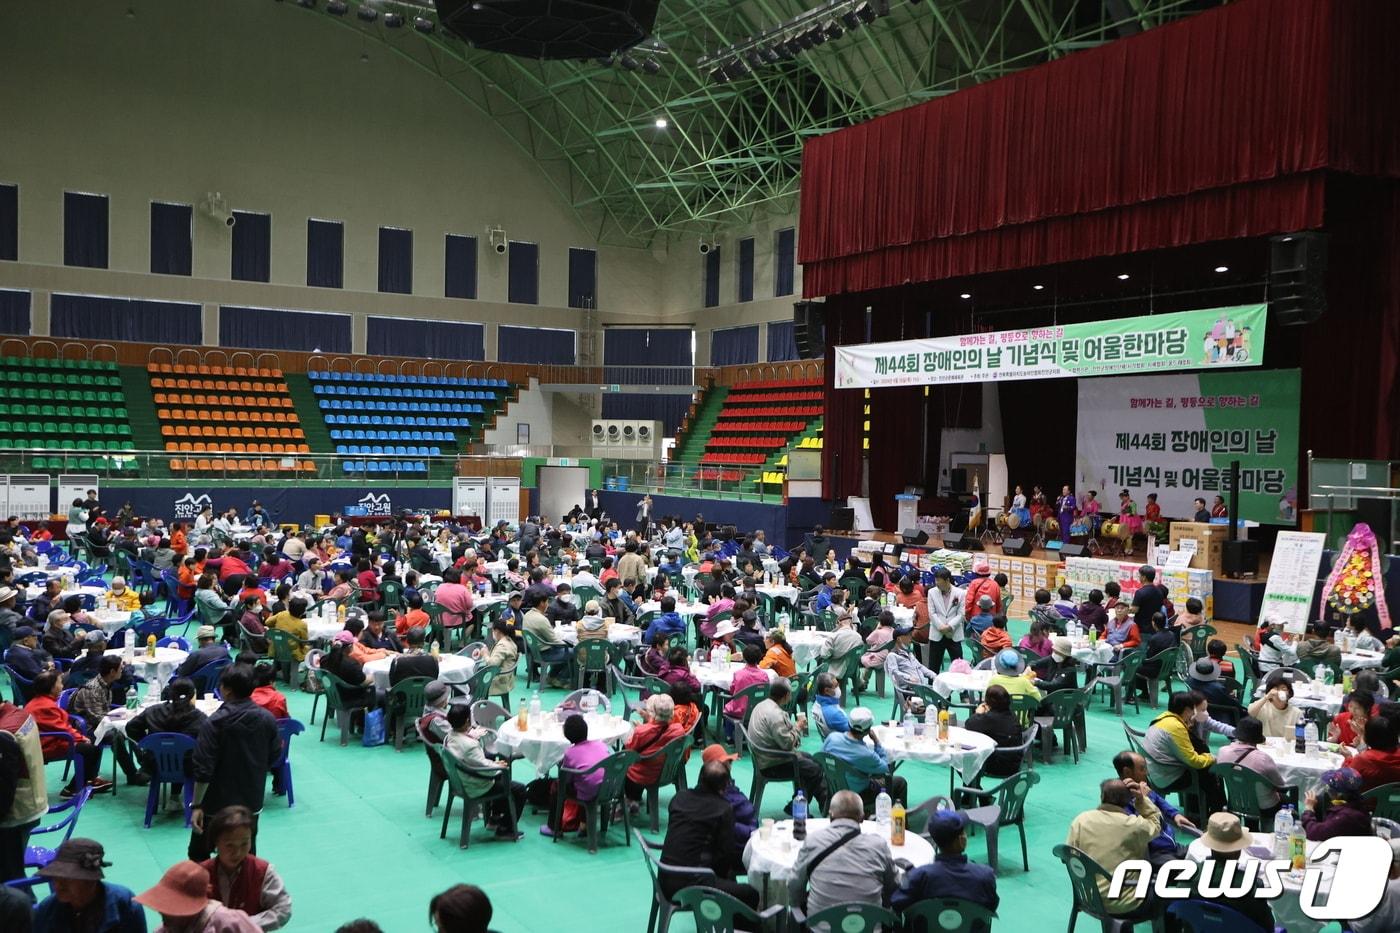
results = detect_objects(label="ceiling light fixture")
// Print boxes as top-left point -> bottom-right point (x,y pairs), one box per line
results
959,293 -> 971,300
841,9 -> 861,29
1214,265 -> 1229,273
1117,273 -> 1130,280
823,19 -> 844,40
641,57 -> 661,74
619,54 -> 639,71
326,0 -> 347,13
413,16 -> 434,33
856,1 -> 878,22
383,11 -> 404,27
1032,284 -> 1045,291
355,5 -> 377,20
698,0 -> 891,78
654,117 -> 669,128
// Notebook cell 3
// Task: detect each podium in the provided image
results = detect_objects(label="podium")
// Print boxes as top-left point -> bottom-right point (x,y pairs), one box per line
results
895,494 -> 919,533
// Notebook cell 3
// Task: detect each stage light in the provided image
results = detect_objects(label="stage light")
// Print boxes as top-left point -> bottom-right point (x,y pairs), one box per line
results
383,11 -> 404,27
1117,273 -> 1130,281
295,0 -> 314,8
959,293 -> 971,299
763,46 -> 781,63
413,16 -> 434,32
856,2 -> 877,23
841,9 -> 861,29
654,117 -> 668,128
823,19 -> 844,40
805,26 -> 826,46
325,0 -> 347,13
1214,265 -> 1229,273
619,54 -> 640,70
745,49 -> 765,69
1032,284 -> 1045,291
355,5 -> 377,20
642,57 -> 661,74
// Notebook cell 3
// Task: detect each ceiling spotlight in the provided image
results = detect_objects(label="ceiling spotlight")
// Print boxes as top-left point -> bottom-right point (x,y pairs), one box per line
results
360,51 -> 370,63
295,0 -> 314,8
823,19 -> 844,40
642,57 -> 661,74
326,0 -> 347,13
856,1 -> 878,23
841,9 -> 861,29
383,11 -> 404,27
745,49 -> 765,69
1214,265 -> 1229,273
805,26 -> 827,46
959,293 -> 972,300
1032,284 -> 1045,291
654,117 -> 669,129
775,40 -> 796,60
709,67 -> 728,84
1117,273 -> 1130,281
356,6 -> 377,21
727,57 -> 751,78
619,54 -> 639,71
762,47 -> 781,63
413,16 -> 434,32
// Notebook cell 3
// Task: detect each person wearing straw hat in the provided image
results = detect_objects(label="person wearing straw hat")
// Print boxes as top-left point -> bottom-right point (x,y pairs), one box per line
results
135,859 -> 260,932
32,838 -> 146,932
1191,812 -> 1277,931
0,584 -> 22,644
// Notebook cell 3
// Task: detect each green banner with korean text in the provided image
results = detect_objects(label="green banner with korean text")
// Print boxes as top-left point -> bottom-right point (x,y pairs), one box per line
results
833,304 -> 1267,389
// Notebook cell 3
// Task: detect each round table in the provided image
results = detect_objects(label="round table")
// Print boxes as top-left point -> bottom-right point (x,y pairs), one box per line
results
1341,650 -> 1384,671
694,661 -> 776,693
1070,641 -> 1115,666
24,584 -> 106,603
742,817 -> 933,905
755,584 -> 800,603
1255,681 -> 1346,717
93,697 -> 221,744
305,617 -> 343,642
88,610 -> 132,635
872,725 -> 997,781
932,669 -> 994,699
1256,739 -> 1345,791
786,630 -> 833,669
554,623 -> 643,647
638,600 -> 709,619
106,647 -> 188,691
493,710 -> 633,776
363,653 -> 476,691
1185,832 -> 1331,933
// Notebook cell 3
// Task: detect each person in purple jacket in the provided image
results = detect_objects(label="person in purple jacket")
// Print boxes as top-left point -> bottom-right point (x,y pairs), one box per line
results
1301,767 -> 1373,841
542,714 -> 613,838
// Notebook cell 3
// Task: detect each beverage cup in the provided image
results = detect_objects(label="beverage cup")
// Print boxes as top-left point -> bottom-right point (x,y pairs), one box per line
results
760,818 -> 774,841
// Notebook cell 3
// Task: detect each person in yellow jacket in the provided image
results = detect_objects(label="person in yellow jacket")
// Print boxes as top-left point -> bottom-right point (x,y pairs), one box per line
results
101,576 -> 142,612
1143,690 -> 1227,813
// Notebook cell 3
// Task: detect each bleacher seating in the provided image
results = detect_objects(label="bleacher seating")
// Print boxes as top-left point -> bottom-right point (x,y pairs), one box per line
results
697,377 -> 823,472
0,357 -> 138,471
306,370 -> 514,474
148,363 -> 315,475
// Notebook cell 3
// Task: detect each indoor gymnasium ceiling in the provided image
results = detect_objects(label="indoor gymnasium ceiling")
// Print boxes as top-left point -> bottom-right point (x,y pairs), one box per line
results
301,0 -> 1221,246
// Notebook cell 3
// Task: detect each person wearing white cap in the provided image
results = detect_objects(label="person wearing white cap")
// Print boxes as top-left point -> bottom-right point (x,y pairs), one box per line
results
816,611 -> 864,681
820,707 -> 906,810
1255,614 -> 1296,675
710,618 -> 741,659
0,584 -> 22,643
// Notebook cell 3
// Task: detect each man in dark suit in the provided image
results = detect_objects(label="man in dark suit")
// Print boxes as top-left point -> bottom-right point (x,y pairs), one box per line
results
589,489 -> 603,519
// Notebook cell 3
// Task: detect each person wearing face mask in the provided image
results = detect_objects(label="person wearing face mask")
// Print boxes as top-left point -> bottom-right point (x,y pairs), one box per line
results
810,673 -> 849,735
1143,691 -> 1224,811
1246,678 -> 1302,740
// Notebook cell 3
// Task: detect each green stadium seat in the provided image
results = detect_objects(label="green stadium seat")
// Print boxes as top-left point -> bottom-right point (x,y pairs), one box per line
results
24,404 -> 37,416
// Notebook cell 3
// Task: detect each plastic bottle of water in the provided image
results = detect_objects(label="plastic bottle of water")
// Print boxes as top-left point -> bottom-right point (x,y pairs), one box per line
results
1304,721 -> 1319,758
1273,806 -> 1294,859
924,703 -> 937,735
902,713 -> 915,741
875,790 -> 892,825
792,791 -> 808,841
528,692 -> 542,732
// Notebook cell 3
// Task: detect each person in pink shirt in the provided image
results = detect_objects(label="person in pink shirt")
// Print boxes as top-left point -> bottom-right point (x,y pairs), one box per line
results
722,644 -> 770,733
543,713 -> 614,837
433,566 -> 476,637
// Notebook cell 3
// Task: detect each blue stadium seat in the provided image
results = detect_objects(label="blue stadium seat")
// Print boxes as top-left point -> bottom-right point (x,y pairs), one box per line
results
414,461 -> 427,472
429,446 -> 441,456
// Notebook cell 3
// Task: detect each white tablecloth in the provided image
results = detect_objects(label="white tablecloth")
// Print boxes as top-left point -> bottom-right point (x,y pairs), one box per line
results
305,617 -> 344,642
873,725 -> 997,780
742,817 -> 933,884
1186,832 -> 1332,933
694,661 -> 776,693
93,698 -> 221,745
1255,681 -> 1346,716
1070,641 -> 1115,665
24,584 -> 107,603
106,647 -> 189,690
786,630 -> 833,669
932,669 -> 994,698
89,610 -> 132,635
755,584 -> 800,603
638,600 -> 709,619
1341,650 -> 1384,671
363,653 -> 476,691
554,623 -> 643,647
1257,739 -> 1344,791
493,711 -> 633,776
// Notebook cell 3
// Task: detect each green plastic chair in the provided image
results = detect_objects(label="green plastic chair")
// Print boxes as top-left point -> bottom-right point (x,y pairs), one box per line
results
899,898 -> 997,933
1184,624 -> 1218,659
575,638 -> 615,692
1138,645 -> 1180,707
264,628 -> 304,685
672,886 -> 784,933
315,668 -> 372,746
434,744 -> 519,850
461,663 -> 502,707
1209,761 -> 1297,831
379,579 -> 405,612
1037,687 -> 1092,764
1093,648 -> 1145,716
386,676 -> 433,751
1361,781 -> 1400,822
794,902 -> 897,932
639,732 -> 691,833
813,750 -> 876,798
951,768 -> 1041,871
1053,843 -> 1164,933
553,750 -> 638,853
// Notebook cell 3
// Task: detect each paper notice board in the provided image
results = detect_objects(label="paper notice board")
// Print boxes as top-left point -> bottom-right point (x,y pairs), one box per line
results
1261,531 -> 1327,634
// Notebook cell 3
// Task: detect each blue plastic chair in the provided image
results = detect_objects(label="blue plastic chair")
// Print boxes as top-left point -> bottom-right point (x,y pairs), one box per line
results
4,664 -> 36,703
23,787 -> 93,872
188,657 -> 231,696
136,733 -> 196,828
157,636 -> 190,650
271,718 -> 306,807
1168,901 -> 1284,933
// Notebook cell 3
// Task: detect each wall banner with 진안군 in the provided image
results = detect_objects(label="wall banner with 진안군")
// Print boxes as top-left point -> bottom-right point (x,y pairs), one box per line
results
833,304 -> 1266,389
1074,369 -> 1300,525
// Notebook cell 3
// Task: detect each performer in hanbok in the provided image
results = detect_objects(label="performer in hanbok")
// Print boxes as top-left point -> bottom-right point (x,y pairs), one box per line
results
1010,485 -> 1031,529
1056,485 -> 1077,543
1081,490 -> 1101,535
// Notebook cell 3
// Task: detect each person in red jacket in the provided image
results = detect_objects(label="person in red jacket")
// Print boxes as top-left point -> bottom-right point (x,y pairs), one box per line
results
23,670 -> 112,797
1342,713 -> 1400,792
962,562 -> 1001,622
249,665 -> 289,721
200,805 -> 293,930
623,694 -> 689,805
355,558 -> 380,606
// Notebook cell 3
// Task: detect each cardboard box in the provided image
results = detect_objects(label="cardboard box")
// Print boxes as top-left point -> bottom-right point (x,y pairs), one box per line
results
1168,522 -> 1224,576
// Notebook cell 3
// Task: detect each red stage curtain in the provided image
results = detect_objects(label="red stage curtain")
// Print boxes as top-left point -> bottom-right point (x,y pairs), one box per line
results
799,0 -> 1398,297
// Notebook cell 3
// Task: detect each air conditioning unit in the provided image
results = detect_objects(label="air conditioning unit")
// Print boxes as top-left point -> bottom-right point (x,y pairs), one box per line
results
621,422 -> 637,444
